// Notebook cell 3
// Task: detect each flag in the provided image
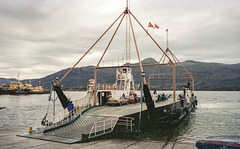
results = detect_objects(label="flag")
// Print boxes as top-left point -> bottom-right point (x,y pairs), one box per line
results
148,22 -> 154,28
154,23 -> 159,29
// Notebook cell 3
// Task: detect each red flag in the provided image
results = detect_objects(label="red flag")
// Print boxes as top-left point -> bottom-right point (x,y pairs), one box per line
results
154,24 -> 159,29
148,22 -> 154,28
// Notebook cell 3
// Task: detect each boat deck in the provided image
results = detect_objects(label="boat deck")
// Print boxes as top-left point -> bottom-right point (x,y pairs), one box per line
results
17,98 -> 175,144
84,99 -> 174,117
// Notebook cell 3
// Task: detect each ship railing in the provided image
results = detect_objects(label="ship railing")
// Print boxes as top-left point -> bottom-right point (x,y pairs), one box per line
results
97,83 -> 117,91
78,103 -> 92,115
96,83 -> 139,91
89,117 -> 119,138
53,102 -> 92,124
48,96 -> 93,127
41,108 -> 80,131
116,117 -> 134,132
33,91 -> 94,131
33,102 -> 93,131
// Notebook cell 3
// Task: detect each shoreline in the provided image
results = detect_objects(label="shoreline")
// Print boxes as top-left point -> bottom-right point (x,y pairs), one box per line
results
0,128 -> 196,149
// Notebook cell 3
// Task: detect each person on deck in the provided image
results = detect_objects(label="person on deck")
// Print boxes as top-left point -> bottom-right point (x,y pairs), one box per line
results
162,93 -> 166,101
156,94 -> 161,102
153,89 -> 157,94
134,93 -> 137,103
122,93 -> 125,99
68,101 -> 74,117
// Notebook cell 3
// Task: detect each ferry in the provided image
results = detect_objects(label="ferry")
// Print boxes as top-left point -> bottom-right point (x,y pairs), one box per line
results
18,1 -> 197,144
0,74 -> 48,95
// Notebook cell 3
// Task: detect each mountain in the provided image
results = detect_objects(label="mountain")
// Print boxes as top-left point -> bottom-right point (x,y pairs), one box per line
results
181,60 -> 240,90
1,58 -> 240,90
0,78 -> 17,86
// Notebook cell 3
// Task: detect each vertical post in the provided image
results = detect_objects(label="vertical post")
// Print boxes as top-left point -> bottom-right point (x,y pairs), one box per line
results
166,29 -> 169,50
95,124 -> 96,136
192,78 -> 195,94
29,127 -> 32,133
126,7 -> 130,64
94,68 -> 97,106
53,88 -> 56,117
138,82 -> 143,132
148,80 -> 150,89
131,120 -> 132,132
172,64 -> 176,102
104,121 -> 105,133
111,119 -> 113,130
54,76 -> 59,118
129,14 -> 146,84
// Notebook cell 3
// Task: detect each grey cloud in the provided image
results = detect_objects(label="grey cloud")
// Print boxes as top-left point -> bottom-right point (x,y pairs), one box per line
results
0,0 -> 49,21
0,0 -> 239,79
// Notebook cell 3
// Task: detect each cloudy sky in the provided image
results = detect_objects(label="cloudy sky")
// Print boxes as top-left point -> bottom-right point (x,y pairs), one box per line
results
0,0 -> 239,79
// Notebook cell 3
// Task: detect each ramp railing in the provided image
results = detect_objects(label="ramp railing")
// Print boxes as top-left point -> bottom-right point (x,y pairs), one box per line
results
34,105 -> 92,132
116,117 -> 134,132
89,117 -> 119,138
33,90 -> 95,132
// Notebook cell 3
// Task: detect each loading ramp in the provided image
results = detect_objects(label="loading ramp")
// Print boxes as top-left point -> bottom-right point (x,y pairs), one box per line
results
18,115 -> 119,144
18,99 -> 173,144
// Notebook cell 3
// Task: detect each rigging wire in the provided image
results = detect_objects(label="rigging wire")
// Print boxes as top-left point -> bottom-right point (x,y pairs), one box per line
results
138,0 -> 152,20
98,73 -> 106,84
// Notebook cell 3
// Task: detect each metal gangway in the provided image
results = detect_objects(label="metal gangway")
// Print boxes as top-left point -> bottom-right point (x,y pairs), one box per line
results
18,107 -> 134,144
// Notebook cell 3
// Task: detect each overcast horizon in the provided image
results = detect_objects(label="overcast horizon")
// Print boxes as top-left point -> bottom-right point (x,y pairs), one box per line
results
0,0 -> 239,79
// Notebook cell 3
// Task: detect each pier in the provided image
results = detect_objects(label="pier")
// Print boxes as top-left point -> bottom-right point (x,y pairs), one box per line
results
1,128 -> 196,148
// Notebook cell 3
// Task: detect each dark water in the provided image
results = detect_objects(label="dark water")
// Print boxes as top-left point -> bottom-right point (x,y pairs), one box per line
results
0,91 -> 86,129
178,91 -> 240,143
0,91 -> 239,144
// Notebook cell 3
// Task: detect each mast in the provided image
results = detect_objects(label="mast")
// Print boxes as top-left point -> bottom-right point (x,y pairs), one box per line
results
167,29 -> 176,102
126,0 -> 130,64
166,29 -> 169,50
57,0 -> 172,90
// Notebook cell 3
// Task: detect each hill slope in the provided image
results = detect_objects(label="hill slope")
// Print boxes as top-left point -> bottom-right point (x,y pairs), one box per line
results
2,58 -> 240,90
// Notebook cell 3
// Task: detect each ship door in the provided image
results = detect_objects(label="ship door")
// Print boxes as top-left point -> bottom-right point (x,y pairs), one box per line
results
102,92 -> 108,105
97,91 -> 109,106
98,92 -> 102,105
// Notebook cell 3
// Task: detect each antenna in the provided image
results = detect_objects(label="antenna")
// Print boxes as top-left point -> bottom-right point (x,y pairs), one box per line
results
166,29 -> 169,50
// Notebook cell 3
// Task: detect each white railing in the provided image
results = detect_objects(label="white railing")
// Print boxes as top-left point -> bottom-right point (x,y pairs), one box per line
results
97,83 -> 117,91
33,102 -> 93,132
42,108 -> 79,131
33,90 -> 95,132
89,117 -> 119,138
116,117 -> 134,132
96,83 -> 139,91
